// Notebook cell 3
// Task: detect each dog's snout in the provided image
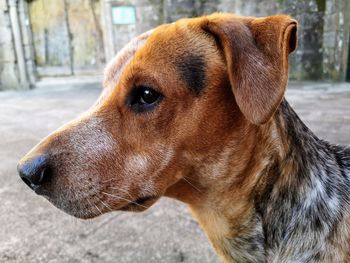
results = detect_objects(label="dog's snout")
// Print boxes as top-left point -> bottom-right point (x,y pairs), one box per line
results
18,155 -> 50,191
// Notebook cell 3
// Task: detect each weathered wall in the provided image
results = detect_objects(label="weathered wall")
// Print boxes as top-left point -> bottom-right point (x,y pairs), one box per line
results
281,0 -> 326,80
1,0 -> 349,90
19,0 -> 37,85
29,0 -> 105,76
0,0 -> 19,90
30,0 -> 71,71
162,0 -> 330,81
102,0 -> 163,59
57,0 -> 350,82
0,0 -> 35,90
323,0 -> 350,81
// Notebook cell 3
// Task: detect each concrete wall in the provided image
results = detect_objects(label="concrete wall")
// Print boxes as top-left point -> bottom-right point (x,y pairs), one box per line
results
282,0 -> 326,80
102,0 -> 163,59
162,0 -> 331,81
19,0 -> 37,85
104,0 -> 350,81
1,0 -> 349,90
29,0 -> 105,76
0,0 -> 35,90
0,0 -> 19,90
323,0 -> 350,81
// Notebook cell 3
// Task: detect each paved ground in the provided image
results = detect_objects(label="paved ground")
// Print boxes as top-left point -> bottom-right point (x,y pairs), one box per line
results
0,81 -> 350,263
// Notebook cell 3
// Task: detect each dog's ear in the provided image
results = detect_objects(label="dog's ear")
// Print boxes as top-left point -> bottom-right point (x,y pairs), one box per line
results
201,14 -> 297,125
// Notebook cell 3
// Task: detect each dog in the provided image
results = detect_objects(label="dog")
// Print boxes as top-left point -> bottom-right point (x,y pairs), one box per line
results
17,13 -> 350,263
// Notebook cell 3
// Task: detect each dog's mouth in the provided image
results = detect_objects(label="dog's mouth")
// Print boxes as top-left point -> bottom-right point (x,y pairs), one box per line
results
36,182 -> 160,217
119,195 -> 159,212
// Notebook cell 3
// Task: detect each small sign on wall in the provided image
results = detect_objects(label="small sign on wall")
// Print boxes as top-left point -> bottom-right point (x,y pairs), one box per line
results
112,6 -> 136,25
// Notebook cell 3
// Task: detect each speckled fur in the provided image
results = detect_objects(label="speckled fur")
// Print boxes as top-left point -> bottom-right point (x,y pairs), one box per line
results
18,13 -> 350,263
254,100 -> 350,263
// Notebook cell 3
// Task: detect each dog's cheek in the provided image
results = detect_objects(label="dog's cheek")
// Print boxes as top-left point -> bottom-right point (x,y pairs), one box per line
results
120,146 -> 177,197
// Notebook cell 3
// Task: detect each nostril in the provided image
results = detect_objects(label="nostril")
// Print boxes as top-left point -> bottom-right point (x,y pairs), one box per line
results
18,154 -> 50,190
40,167 -> 52,184
38,167 -> 45,184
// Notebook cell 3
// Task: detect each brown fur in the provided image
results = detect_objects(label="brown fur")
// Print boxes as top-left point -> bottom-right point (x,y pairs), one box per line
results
18,13 -> 350,263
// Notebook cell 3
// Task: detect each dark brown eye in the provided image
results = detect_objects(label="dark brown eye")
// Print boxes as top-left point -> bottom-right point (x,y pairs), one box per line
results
139,88 -> 160,104
128,86 -> 163,113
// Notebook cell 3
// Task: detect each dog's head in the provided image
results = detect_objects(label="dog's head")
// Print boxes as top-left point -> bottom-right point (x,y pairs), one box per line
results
17,14 -> 297,218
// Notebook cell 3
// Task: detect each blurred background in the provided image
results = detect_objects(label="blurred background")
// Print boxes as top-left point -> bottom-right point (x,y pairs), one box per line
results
0,0 -> 349,90
0,1 -> 350,263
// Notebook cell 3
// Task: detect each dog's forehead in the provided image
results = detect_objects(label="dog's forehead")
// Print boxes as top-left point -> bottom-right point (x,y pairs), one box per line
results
102,30 -> 154,95
99,20 -> 215,102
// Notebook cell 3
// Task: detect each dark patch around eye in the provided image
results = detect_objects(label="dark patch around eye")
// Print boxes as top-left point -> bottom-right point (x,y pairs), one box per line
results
176,54 -> 206,95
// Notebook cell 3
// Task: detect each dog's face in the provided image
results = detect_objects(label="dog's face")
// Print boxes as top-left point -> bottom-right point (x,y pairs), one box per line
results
18,14 -> 297,218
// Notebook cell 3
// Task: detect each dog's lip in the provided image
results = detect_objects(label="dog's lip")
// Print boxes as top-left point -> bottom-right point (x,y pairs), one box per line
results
134,195 -> 158,204
33,185 -> 48,195
33,186 -> 158,214
119,195 -> 159,210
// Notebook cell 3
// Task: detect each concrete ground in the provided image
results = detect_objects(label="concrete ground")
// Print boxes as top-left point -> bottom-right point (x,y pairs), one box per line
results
0,80 -> 350,263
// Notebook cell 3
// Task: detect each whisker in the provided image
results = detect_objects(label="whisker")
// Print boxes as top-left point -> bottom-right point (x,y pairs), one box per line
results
94,204 -> 103,215
100,179 -> 134,199
87,199 -> 103,215
100,199 -> 113,212
182,176 -> 202,193
109,187 -> 133,198
101,178 -> 116,184
101,191 -> 148,209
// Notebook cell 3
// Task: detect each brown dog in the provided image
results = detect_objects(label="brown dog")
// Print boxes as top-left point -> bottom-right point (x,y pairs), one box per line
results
18,13 -> 350,263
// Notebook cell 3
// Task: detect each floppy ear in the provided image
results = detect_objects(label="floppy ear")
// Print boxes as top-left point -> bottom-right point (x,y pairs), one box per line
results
201,14 -> 297,125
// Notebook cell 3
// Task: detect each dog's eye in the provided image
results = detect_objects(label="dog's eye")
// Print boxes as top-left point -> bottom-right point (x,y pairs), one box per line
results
139,88 -> 159,104
128,86 -> 163,113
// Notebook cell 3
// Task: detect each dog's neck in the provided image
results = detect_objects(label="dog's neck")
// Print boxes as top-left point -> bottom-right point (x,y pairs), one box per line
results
166,99 -> 350,263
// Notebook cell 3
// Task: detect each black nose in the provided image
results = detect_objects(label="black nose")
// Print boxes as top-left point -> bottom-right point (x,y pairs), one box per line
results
18,155 -> 50,190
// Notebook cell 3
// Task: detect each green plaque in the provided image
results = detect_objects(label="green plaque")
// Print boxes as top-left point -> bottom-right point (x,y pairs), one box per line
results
112,6 -> 136,25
